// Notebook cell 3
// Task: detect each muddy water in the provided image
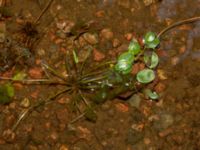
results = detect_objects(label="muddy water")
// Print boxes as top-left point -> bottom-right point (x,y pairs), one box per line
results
0,0 -> 200,149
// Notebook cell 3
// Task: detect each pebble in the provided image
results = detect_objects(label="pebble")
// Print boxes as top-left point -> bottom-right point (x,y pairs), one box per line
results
171,56 -> 180,65
93,48 -> 105,61
100,28 -> 114,40
83,33 -> 98,45
2,129 -> 16,143
112,38 -> 121,48
20,97 -> 31,108
126,128 -> 144,145
124,33 -> 132,41
154,82 -> 166,93
59,145 -> 69,150
128,94 -> 141,109
157,69 -> 167,80
95,10 -> 105,18
56,108 -> 69,124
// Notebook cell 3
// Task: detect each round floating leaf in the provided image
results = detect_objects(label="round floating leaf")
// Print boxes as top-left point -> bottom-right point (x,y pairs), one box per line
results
144,89 -> 159,100
128,39 -> 141,55
136,69 -> 155,84
144,32 -> 156,43
143,32 -> 160,49
144,51 -> 159,69
115,52 -> 134,74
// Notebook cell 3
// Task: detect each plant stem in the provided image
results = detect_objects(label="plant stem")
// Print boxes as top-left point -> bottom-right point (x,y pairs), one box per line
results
11,87 -> 71,131
34,0 -> 54,24
157,16 -> 200,38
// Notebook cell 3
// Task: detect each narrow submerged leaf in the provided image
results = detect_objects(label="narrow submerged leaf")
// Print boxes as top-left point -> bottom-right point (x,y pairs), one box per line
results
144,51 -> 159,69
0,83 -> 14,104
13,71 -> 27,81
136,69 -> 155,84
72,50 -> 79,64
5,83 -> 14,97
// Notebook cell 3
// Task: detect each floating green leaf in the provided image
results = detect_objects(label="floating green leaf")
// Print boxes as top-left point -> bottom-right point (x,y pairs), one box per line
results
143,32 -> 160,49
115,52 -> 134,74
144,89 -> 159,100
144,52 -> 159,69
136,69 -> 155,84
128,39 -> 141,55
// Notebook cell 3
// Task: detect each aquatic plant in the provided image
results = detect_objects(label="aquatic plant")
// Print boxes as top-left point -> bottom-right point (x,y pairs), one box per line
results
0,16 -> 200,131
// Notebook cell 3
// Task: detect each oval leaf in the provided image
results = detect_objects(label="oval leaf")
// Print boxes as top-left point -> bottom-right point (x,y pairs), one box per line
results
115,52 -> 134,74
136,69 -> 155,84
144,32 -> 160,49
128,39 -> 141,55
144,51 -> 159,69
144,89 -> 159,100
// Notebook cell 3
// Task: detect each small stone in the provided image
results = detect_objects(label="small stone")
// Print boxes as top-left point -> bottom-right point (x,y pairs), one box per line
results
56,108 -> 69,124
59,145 -> 69,150
112,38 -> 121,48
157,69 -> 167,80
2,129 -> 16,143
83,33 -> 98,45
49,131 -> 58,141
179,46 -> 186,54
100,28 -> 114,40
144,137 -> 151,145
124,33 -> 132,41
115,102 -> 129,112
93,48 -> 105,61
128,94 -> 141,109
171,56 -> 180,65
78,36 -> 87,47
159,128 -> 173,137
37,48 -> 45,56
28,67 -> 43,78
95,10 -> 105,18
20,98 -> 31,108
154,82 -> 166,93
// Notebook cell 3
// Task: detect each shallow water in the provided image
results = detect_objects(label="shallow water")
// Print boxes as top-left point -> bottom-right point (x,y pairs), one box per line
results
0,0 -> 200,149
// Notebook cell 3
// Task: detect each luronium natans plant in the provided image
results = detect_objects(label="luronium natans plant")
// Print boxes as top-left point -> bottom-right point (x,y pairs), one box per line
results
1,16 -> 200,131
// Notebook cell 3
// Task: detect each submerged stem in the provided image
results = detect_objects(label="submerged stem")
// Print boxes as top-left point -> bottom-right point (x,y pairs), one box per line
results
12,87 -> 71,131
157,16 -> 200,38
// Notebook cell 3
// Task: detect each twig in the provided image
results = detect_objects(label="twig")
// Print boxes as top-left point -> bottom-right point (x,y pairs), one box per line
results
157,16 -> 200,38
34,0 -> 54,24
0,77 -> 69,85
11,87 -> 71,131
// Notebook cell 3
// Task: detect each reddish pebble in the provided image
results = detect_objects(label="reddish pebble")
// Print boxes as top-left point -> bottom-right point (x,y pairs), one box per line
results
28,67 -> 43,78
95,10 -> 105,17
179,46 -> 186,54
124,33 -> 132,41
93,48 -> 105,61
115,103 -> 129,112
154,82 -> 166,93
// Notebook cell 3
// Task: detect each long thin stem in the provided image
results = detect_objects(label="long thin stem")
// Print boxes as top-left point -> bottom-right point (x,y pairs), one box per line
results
34,0 -> 54,24
12,87 -> 71,131
0,77 -> 70,85
42,63 -> 67,81
157,16 -> 200,38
